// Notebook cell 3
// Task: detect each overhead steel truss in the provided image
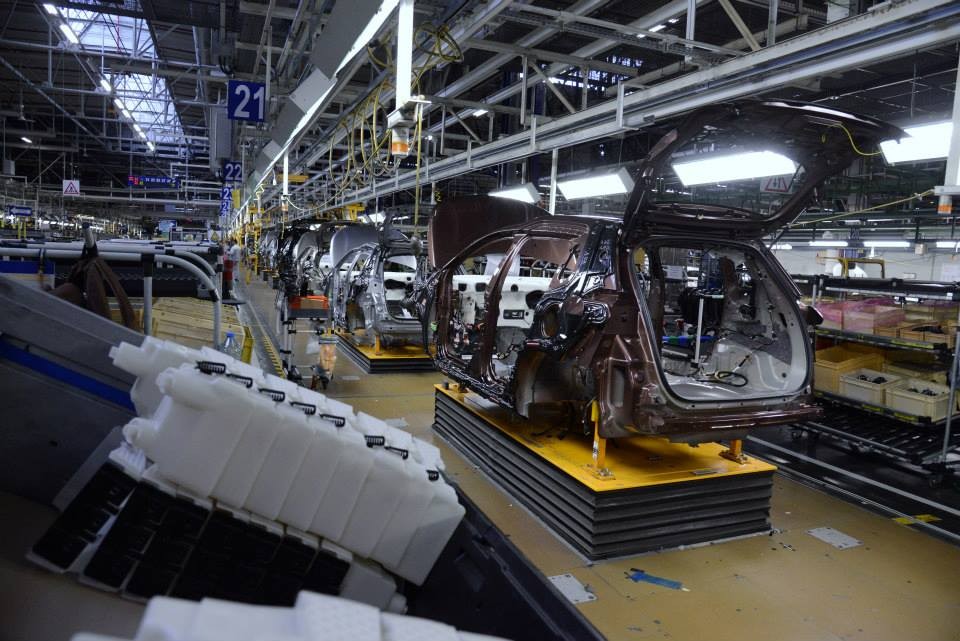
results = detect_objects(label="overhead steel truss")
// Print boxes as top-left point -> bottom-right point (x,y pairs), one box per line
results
275,0 -> 960,218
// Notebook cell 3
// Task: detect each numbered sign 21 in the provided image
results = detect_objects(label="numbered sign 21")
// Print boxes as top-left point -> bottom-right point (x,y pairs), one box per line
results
227,80 -> 265,122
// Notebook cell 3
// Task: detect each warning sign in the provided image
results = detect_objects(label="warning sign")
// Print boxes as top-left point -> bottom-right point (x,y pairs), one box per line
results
760,175 -> 792,194
63,179 -> 80,196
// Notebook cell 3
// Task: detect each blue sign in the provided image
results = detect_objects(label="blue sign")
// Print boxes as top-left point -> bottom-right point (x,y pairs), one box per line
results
158,220 -> 176,233
223,161 -> 243,183
220,186 -> 232,217
128,174 -> 180,188
7,205 -> 32,217
227,80 -> 266,122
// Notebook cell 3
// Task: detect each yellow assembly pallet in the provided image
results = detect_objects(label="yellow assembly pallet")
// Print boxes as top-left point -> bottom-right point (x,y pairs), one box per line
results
336,331 -> 435,373
433,384 -> 776,559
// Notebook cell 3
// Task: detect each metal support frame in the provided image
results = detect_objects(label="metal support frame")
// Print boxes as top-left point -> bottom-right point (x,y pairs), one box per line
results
549,148 -> 558,214
717,0 -> 762,51
767,0 -> 780,46
330,0 -> 960,208
395,0 -> 415,109
0,245 -> 222,347
935,51 -> 960,211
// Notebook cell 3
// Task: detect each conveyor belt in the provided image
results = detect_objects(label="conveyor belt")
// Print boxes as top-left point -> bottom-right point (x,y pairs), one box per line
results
433,389 -> 775,559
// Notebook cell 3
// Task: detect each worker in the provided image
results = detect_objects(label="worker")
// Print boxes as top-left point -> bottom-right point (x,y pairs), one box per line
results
223,239 -> 241,298
832,260 -> 868,278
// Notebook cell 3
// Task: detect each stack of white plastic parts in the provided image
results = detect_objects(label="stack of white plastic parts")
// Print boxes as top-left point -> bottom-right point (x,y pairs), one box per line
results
107,338 -> 463,588
71,591 -> 509,641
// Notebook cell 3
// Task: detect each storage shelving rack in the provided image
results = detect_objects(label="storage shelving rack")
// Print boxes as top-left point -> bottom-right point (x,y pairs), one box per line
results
797,276 -> 960,486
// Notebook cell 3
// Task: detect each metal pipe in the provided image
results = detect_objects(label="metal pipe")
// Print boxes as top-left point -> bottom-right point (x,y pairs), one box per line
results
941,331 -> 959,464
549,147 -> 558,214
155,254 -> 222,347
143,257 -> 154,336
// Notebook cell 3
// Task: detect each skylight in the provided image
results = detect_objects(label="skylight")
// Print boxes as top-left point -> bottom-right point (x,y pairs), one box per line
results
46,5 -> 185,149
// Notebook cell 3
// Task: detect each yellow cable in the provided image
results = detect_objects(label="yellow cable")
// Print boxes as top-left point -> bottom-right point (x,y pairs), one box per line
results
832,122 -> 883,157
791,189 -> 935,226
413,102 -> 424,229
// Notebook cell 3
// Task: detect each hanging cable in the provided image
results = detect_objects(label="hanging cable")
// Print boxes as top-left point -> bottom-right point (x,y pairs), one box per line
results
791,189 -> 935,226
830,122 -> 883,157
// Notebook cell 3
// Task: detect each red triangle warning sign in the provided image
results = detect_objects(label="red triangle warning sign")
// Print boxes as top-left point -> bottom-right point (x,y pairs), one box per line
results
63,180 -> 80,196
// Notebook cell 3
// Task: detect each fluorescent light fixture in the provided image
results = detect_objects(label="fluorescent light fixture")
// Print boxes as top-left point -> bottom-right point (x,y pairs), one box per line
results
771,243 -> 792,250
147,141 -> 155,152
880,121 -> 952,164
121,108 -> 132,119
809,240 -> 848,247
113,97 -> 125,111
936,240 -> 960,249
20,136 -> 32,144
99,77 -> 112,92
490,183 -> 539,204
558,167 -> 634,200
58,22 -> 79,44
42,3 -> 58,15
473,109 -> 489,117
863,240 -> 910,248
637,24 -> 666,39
672,151 -> 797,186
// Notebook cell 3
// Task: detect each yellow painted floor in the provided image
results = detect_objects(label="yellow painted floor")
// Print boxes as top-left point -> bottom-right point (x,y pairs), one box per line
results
239,278 -> 960,641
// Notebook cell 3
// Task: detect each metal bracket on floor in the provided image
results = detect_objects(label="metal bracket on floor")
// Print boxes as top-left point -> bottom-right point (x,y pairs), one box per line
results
589,400 -> 615,480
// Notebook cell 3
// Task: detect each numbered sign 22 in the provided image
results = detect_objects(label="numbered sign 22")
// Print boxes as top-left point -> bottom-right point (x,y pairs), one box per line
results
223,161 -> 243,183
227,80 -> 265,122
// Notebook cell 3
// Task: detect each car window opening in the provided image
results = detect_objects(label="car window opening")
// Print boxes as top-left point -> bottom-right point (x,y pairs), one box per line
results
636,243 -> 806,402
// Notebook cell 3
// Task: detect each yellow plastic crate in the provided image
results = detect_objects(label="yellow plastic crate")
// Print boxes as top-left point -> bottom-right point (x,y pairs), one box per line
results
814,346 -> 883,395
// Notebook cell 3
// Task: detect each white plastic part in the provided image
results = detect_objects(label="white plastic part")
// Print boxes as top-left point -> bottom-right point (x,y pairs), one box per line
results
338,559 -> 398,611
140,465 -> 177,497
309,430 -> 375,542
394,482 -> 465,585
381,612 -> 459,641
243,404 -> 315,519
134,596 -> 198,641
372,461 -> 434,570
339,449 -> 410,558
124,366 -> 254,497
110,338 -> 205,416
112,337 -> 464,584
277,422 -> 347,531
188,598 -> 296,641
294,591 -> 382,641
71,635 -> 133,641
386,593 -> 408,615
211,391 -> 284,509
108,442 -> 147,480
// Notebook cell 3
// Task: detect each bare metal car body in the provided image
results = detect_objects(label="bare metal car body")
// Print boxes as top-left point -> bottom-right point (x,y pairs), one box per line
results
422,101 -> 904,443
327,223 -> 424,347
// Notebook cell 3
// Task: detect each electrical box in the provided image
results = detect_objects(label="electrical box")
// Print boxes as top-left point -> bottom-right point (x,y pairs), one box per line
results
208,107 -> 233,173
2,159 -> 14,176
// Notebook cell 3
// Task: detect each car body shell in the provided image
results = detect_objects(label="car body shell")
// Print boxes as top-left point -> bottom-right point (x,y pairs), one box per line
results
420,100 -> 905,442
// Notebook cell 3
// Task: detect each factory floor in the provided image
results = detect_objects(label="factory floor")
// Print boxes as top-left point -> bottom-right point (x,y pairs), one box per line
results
1,274 -> 958,641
